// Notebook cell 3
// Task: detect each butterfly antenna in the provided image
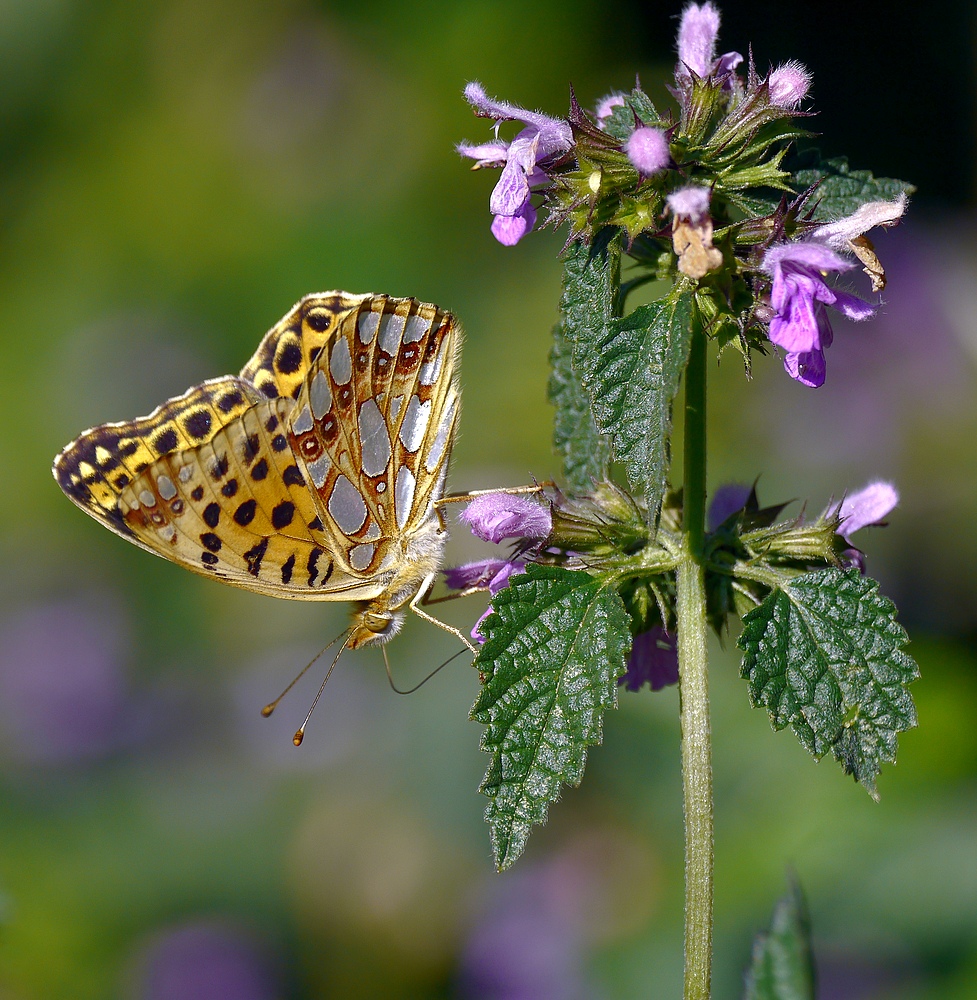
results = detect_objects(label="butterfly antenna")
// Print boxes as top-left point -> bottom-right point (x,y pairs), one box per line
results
292,630 -> 355,746
383,644 -> 471,695
261,628 -> 350,719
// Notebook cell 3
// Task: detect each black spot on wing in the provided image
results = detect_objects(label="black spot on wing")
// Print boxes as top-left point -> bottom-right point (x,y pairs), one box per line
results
282,553 -> 295,584
251,459 -> 268,481
244,537 -> 269,577
276,340 -> 302,374
283,465 -> 305,487
221,479 -> 238,498
153,428 -> 179,455
218,390 -> 244,413
234,499 -> 257,526
183,409 -> 212,439
203,503 -> 220,528
200,532 -> 222,552
271,501 -> 294,529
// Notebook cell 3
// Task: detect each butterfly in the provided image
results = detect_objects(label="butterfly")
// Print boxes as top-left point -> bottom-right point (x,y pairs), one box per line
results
54,292 -> 470,654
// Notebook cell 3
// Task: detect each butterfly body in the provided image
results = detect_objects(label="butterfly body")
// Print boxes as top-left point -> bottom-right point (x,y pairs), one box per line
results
54,292 -> 462,648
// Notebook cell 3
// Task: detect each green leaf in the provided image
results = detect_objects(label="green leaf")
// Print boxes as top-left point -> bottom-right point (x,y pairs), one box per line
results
738,568 -> 919,798
793,155 -> 915,221
744,876 -> 815,1000
548,320 -> 612,491
472,565 -> 631,870
560,228 -> 622,377
583,289 -> 694,518
601,87 -> 664,141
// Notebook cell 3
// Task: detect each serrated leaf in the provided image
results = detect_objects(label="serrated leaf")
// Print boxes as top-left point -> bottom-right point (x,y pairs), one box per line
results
793,156 -> 915,221
548,320 -> 612,490
583,290 -> 694,518
738,568 -> 918,798
744,876 -> 815,1000
472,565 -> 631,870
561,228 -> 622,377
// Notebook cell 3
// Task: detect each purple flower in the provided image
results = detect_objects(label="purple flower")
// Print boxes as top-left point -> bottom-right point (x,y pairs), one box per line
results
133,921 -> 278,1000
767,60 -> 812,109
459,83 -> 573,246
461,492 -> 552,544
676,2 -> 721,77
828,481 -> 898,572
619,627 -> 679,692
761,241 -> 876,387
667,184 -> 712,223
445,558 -> 527,643
625,127 -> 670,176
675,2 -> 742,83
707,483 -> 753,530
833,481 -> 899,542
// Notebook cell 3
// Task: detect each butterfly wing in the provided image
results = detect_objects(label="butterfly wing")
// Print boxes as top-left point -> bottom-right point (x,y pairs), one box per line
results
115,396 -> 383,600
54,375 -> 264,552
286,295 -> 461,578
239,291 -> 370,401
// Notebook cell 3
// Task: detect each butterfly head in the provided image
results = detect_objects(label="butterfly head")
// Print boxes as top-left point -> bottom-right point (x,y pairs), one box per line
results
348,607 -> 406,649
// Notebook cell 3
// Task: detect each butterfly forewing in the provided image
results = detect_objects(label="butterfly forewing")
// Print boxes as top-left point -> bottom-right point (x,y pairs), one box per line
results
239,291 -> 369,402
54,375 -> 264,550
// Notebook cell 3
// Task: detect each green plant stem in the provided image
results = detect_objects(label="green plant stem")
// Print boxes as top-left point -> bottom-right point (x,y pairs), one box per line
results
678,321 -> 713,1000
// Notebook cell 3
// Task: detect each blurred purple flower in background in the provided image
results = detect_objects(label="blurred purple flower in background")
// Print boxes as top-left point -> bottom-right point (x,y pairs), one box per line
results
0,595 -> 130,766
130,920 -> 279,1000
444,558 -> 526,643
459,83 -> 573,245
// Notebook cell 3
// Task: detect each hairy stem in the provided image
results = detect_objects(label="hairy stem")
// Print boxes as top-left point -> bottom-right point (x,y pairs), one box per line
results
678,321 -> 713,1000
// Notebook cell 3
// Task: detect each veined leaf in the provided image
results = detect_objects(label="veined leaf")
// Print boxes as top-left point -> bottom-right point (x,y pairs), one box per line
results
793,156 -> 915,221
548,320 -> 612,491
583,290 -> 694,519
472,565 -> 631,870
738,568 -> 918,798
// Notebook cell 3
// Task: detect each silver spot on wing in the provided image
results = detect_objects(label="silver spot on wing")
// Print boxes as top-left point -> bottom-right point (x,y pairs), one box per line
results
329,475 -> 368,534
330,336 -> 352,385
358,399 -> 392,477
156,475 -> 177,501
308,454 -> 330,488
349,542 -> 376,571
310,371 -> 332,419
403,314 -> 430,343
378,312 -> 406,354
425,396 -> 456,473
358,309 -> 380,344
293,405 -> 313,435
419,341 -> 446,386
398,394 -> 431,453
395,465 -> 416,530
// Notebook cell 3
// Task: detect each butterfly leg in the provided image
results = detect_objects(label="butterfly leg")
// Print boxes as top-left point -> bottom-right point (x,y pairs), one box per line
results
409,572 -> 478,654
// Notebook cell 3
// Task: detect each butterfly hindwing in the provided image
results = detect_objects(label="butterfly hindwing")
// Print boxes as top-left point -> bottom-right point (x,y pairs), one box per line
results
286,296 -> 461,576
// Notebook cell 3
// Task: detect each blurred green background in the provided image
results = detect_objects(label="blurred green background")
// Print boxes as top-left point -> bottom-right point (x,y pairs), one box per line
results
1,1 -> 975,997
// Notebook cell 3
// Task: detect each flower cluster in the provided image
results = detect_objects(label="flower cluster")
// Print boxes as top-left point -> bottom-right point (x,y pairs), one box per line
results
459,2 -> 910,388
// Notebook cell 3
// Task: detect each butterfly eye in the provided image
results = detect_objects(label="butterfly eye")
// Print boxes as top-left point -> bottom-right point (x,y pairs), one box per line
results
306,311 -> 331,332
